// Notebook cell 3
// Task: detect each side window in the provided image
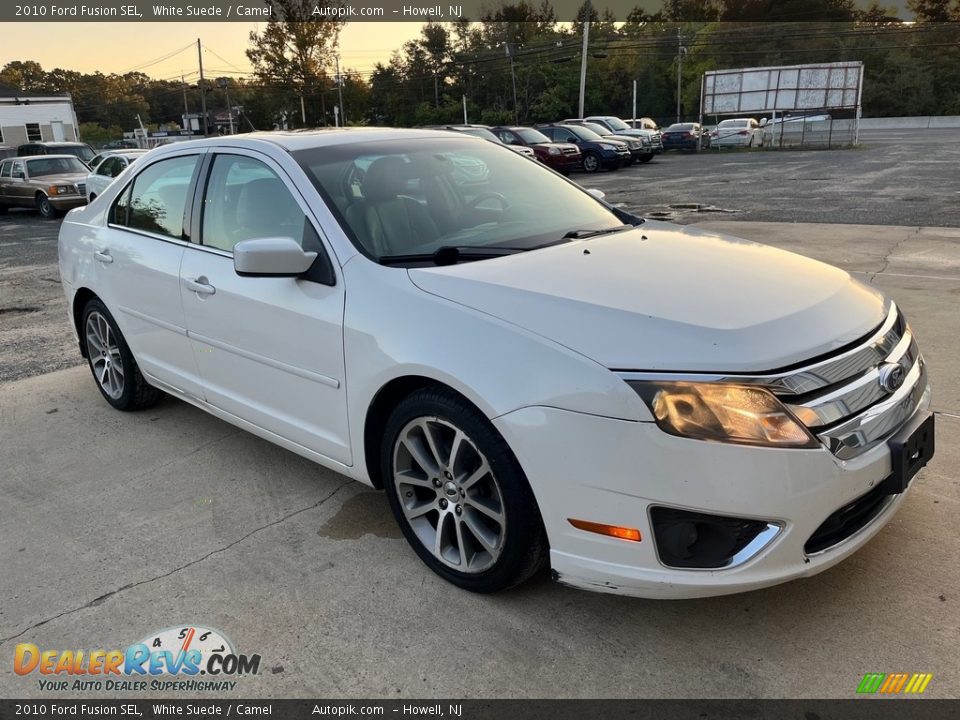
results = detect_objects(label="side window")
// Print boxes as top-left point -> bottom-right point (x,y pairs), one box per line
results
12,161 -> 24,178
201,154 -> 308,254
123,155 -> 199,239
97,157 -> 118,177
116,158 -> 128,175
0,162 -> 10,179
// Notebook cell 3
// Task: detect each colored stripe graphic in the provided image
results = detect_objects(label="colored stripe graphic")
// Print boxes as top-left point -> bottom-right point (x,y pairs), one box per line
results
858,672 -> 932,694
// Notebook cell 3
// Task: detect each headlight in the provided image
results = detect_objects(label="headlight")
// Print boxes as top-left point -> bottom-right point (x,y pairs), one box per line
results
548,146 -> 561,155
49,184 -> 75,195
599,143 -> 615,150
627,381 -> 818,448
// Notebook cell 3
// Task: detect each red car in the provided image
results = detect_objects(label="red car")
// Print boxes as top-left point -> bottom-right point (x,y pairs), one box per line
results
491,126 -> 582,175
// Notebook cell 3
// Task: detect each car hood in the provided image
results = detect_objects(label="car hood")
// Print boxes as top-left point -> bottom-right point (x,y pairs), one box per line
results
534,142 -> 580,154
31,173 -> 87,185
408,222 -> 887,372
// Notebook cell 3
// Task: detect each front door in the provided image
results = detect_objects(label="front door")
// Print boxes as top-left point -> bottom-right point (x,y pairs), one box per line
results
179,151 -> 351,465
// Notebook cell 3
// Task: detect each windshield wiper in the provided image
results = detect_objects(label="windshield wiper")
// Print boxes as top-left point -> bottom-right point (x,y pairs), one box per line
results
561,224 -> 634,240
379,245 -> 526,266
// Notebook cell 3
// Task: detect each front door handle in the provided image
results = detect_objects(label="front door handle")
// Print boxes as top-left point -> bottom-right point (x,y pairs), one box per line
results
94,249 -> 113,264
184,276 -> 216,296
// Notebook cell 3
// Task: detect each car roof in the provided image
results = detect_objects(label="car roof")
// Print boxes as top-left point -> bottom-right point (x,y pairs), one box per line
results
17,154 -> 84,161
21,141 -> 90,147
163,128 -> 471,154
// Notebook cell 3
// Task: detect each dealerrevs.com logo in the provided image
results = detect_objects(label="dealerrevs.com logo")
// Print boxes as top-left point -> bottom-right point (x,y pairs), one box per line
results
14,625 -> 261,692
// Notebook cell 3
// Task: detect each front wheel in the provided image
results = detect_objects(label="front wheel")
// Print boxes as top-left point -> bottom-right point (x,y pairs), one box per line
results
382,387 -> 548,593
639,154 -> 654,163
82,298 -> 163,411
36,194 -> 58,219
581,152 -> 601,173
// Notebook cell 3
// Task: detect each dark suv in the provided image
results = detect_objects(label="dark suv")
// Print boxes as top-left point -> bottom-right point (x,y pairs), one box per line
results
536,124 -> 630,173
17,141 -> 96,165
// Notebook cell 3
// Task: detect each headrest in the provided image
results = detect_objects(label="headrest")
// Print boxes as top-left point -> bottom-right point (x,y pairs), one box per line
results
362,156 -> 409,202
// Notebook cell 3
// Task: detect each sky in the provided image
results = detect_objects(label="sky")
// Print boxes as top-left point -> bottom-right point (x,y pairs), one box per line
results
0,22 -> 424,82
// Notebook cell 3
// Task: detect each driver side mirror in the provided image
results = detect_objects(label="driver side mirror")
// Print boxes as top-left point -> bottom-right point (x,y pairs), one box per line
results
585,188 -> 606,201
234,237 -> 317,277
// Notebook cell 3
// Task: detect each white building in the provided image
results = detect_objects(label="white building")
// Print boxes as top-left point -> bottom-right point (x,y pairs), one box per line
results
0,85 -> 81,147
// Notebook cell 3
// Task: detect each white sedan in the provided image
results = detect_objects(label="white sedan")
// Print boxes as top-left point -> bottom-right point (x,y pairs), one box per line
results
711,118 -> 765,147
84,150 -> 148,202
58,129 -> 934,598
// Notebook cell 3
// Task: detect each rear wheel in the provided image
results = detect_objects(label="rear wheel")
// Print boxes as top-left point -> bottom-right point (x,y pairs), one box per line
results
82,298 -> 163,411
36,194 -> 58,219
581,152 -> 601,173
382,386 -> 548,593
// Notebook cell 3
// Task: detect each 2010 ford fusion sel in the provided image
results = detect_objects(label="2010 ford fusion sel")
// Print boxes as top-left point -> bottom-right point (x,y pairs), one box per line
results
58,129 -> 935,598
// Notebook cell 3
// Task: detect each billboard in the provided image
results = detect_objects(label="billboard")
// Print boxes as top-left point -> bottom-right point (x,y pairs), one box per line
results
701,62 -> 864,115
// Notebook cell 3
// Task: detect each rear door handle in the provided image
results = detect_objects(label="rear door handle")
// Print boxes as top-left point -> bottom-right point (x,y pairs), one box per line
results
184,276 -> 216,296
94,249 -> 113,264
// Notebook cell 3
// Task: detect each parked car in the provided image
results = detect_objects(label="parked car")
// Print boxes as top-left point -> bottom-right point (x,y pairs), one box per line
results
537,124 -> 631,172
103,139 -> 140,149
626,117 -> 660,132
431,125 -> 537,161
584,116 -> 664,154
17,141 -> 96,165
85,150 -> 148,202
0,155 -> 89,217
710,118 -> 765,147
660,123 -> 711,151
490,126 -> 581,175
568,121 -> 652,165
58,129 -> 934,598
88,149 -> 149,173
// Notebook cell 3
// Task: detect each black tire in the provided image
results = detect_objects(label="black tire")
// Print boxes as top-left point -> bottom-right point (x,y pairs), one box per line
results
81,298 -> 163,411
639,154 -> 654,163
88,193 -> 96,202
581,151 -> 601,173
0,204 -> 8,214
36,193 -> 59,219
381,386 -> 548,593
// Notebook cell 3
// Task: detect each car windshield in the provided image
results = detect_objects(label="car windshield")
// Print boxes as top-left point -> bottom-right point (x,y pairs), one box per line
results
580,122 -> 612,136
666,124 -> 695,132
516,128 -> 551,144
27,157 -> 89,176
457,127 -> 502,143
294,137 -> 624,264
604,118 -> 631,131
720,120 -> 749,127
566,125 -> 604,142
58,145 -> 95,162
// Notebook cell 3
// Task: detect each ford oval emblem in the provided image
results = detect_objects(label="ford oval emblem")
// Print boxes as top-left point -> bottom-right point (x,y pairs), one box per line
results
878,363 -> 906,393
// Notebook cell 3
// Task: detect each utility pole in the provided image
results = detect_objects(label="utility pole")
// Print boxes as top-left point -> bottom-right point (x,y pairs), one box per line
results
335,55 -> 345,126
462,94 -> 468,124
217,78 -> 234,135
676,29 -> 684,124
632,79 -> 637,126
578,8 -> 590,119
197,39 -> 208,137
181,74 -> 190,127
506,43 -> 518,125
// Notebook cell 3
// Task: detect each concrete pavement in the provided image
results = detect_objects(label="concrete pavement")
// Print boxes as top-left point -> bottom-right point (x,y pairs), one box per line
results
1,221 -> 958,699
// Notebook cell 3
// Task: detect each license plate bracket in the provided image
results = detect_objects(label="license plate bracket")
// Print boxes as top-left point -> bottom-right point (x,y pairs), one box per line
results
883,411 -> 935,495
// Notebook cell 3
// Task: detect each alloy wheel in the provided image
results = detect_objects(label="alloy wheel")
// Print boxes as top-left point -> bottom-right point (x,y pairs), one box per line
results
85,310 -> 124,399
392,417 -> 506,573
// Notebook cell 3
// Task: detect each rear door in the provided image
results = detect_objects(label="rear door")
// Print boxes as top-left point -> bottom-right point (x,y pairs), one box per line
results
95,150 -> 206,398
179,150 -> 350,464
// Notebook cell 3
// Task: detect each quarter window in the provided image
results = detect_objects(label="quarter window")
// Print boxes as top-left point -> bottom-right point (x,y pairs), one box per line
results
0,162 -> 10,179
120,155 -> 200,239
201,154 -> 309,254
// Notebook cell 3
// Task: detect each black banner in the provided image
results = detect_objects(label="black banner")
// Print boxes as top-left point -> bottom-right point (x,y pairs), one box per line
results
1,700 -> 959,720
0,0 -> 914,23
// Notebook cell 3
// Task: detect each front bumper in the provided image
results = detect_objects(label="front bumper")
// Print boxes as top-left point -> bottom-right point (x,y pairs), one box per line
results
49,194 -> 87,211
493,399 -> 929,599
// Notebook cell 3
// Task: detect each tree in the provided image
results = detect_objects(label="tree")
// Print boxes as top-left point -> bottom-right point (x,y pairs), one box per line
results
246,0 -> 346,127
0,61 -> 48,92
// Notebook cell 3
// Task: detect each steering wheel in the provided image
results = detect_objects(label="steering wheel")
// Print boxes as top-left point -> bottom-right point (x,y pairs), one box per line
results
467,192 -> 509,210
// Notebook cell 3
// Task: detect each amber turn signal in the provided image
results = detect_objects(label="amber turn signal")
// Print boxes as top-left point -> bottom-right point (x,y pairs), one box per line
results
568,518 -> 642,542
